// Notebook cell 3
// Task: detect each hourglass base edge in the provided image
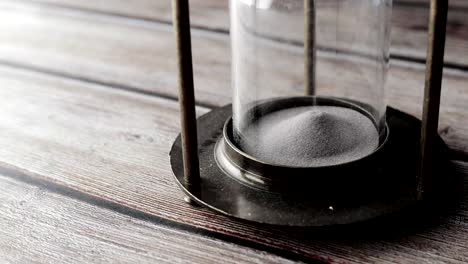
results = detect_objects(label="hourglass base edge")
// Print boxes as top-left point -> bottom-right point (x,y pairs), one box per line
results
169,98 -> 453,227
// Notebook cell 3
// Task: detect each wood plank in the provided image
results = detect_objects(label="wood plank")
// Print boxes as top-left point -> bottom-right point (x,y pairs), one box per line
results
396,0 -> 468,9
0,2 -> 466,158
0,174 -> 296,263
390,3 -> 468,68
0,65 -> 467,263
22,0 -> 228,27
23,0 -> 468,67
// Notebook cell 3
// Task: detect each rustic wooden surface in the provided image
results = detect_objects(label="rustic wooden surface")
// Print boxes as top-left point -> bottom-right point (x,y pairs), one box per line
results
24,0 -> 468,67
0,0 -> 467,263
0,171 -> 297,263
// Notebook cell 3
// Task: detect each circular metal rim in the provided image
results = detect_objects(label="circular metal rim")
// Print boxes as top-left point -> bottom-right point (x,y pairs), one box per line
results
169,103 -> 449,227
224,96 -> 389,170
216,96 -> 390,191
217,119 -> 391,191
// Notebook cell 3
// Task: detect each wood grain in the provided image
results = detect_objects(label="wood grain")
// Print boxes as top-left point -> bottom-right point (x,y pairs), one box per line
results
22,0 -> 468,67
0,174 -> 296,263
396,0 -> 468,9
0,2 -> 467,262
0,2 -> 466,158
0,65 -> 467,263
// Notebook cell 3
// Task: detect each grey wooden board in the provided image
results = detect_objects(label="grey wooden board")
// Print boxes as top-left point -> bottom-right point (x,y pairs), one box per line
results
397,0 -> 468,9
0,65 -> 467,263
0,1 -> 466,158
22,0 -> 468,67
0,1 -> 467,263
0,173 -> 298,263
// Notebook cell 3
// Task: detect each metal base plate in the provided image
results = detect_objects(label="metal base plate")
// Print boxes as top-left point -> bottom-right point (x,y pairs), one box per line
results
170,104 -> 450,227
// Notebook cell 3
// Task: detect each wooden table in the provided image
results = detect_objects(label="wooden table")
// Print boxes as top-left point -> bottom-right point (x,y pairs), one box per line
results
0,0 -> 467,263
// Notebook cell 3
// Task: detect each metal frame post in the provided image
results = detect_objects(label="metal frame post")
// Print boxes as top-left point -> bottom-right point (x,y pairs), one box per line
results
304,0 -> 316,96
172,0 -> 201,201
418,0 -> 448,200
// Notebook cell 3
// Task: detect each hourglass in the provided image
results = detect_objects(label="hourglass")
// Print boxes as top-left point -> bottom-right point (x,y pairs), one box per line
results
170,0 -> 448,226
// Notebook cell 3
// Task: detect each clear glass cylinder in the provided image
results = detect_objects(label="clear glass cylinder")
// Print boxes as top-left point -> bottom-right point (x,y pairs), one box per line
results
231,0 -> 392,167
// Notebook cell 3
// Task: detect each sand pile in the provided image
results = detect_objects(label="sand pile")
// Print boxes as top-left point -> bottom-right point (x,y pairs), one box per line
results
239,106 -> 379,167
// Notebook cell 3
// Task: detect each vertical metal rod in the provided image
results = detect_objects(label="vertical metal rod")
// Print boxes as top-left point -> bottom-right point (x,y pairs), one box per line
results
418,0 -> 448,200
172,0 -> 201,198
304,0 -> 316,96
